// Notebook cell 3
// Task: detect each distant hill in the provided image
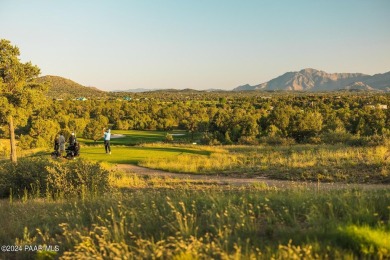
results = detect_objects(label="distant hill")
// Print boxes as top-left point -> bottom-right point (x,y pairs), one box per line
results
36,75 -> 106,99
204,88 -> 228,92
113,88 -> 160,93
343,81 -> 379,91
365,72 -> 390,91
233,68 -> 390,91
113,88 -> 224,93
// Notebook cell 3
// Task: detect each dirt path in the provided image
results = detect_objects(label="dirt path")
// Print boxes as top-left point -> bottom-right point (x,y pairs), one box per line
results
114,164 -> 390,190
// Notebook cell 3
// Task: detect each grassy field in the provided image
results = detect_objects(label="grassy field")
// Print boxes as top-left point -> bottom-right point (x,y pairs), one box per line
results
78,129 -> 195,146
0,173 -> 389,259
72,130 -> 390,183
80,144 -> 210,164
138,144 -> 390,183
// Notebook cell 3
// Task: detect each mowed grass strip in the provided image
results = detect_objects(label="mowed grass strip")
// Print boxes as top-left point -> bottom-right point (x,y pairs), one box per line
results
78,129 -> 192,146
80,145 -> 210,165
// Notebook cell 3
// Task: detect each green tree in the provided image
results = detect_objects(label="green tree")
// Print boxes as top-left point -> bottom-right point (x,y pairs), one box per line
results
289,111 -> 323,142
68,118 -> 89,135
29,118 -> 60,147
180,105 -> 208,141
83,115 -> 108,142
0,39 -> 47,163
268,105 -> 294,136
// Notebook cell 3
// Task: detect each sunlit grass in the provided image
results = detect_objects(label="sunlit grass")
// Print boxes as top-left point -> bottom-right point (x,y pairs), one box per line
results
77,129 -> 193,146
139,144 -> 390,183
338,225 -> 390,257
25,134 -> 390,183
80,144 -> 210,165
0,138 -> 47,160
1,184 -> 389,259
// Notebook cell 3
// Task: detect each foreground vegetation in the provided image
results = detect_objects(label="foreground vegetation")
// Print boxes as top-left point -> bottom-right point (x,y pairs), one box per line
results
0,168 -> 389,259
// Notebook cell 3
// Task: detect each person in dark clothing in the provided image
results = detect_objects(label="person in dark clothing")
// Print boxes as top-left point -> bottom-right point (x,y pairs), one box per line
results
52,135 -> 60,157
54,136 -> 59,152
66,132 -> 80,159
69,132 -> 76,145
103,129 -> 111,154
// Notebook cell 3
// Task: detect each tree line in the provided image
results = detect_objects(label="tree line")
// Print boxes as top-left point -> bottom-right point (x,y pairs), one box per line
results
1,92 -> 387,148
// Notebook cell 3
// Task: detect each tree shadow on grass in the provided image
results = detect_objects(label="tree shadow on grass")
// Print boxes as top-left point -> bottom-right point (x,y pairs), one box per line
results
80,131 -> 192,146
137,147 -> 210,156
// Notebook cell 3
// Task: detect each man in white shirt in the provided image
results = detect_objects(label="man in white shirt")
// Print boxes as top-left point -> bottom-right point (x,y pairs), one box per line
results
104,129 -> 111,154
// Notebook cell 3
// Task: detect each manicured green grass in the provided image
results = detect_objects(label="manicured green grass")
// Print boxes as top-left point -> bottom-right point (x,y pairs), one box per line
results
75,130 -> 207,165
78,129 -> 194,146
80,144 -> 210,165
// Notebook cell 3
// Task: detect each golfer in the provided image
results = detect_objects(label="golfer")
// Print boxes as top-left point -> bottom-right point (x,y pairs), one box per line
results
59,133 -> 66,156
104,129 -> 111,154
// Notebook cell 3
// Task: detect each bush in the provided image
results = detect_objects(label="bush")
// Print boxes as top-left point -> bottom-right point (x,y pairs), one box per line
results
238,136 -> 259,145
18,135 -> 35,149
165,133 -> 173,143
32,136 -> 48,148
200,133 -> 222,145
0,158 -> 111,199
200,133 -> 212,145
321,131 -> 353,145
345,136 -> 369,147
366,135 -> 389,146
0,157 -> 50,198
46,159 -> 111,198
259,136 -> 296,146
306,136 -> 323,144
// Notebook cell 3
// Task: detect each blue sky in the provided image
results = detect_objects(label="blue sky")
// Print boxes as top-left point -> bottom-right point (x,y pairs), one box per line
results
1,0 -> 389,90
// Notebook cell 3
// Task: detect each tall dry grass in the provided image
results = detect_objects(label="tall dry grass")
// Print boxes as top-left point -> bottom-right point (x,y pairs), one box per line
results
139,144 -> 390,183
1,182 -> 389,259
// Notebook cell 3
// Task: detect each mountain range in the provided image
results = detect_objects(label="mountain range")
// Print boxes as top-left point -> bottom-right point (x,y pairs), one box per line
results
233,68 -> 390,92
38,69 -> 390,96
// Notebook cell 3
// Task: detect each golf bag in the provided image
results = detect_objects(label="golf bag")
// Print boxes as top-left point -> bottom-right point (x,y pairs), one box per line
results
65,142 -> 80,159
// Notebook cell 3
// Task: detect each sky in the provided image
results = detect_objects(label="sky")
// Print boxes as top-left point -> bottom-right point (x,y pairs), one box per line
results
1,0 -> 389,91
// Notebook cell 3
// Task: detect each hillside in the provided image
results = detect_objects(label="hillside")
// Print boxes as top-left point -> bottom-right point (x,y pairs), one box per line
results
234,68 -> 390,91
36,75 -> 106,99
343,81 -> 379,91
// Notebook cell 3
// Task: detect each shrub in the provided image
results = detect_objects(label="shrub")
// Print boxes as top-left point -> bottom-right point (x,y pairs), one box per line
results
18,135 -> 35,149
306,136 -> 322,144
321,131 -> 353,145
46,159 -> 111,198
0,158 -> 111,199
32,136 -> 48,148
165,133 -> 173,143
0,157 -> 50,198
200,133 -> 212,145
259,136 -> 296,146
238,136 -> 259,145
366,135 -> 389,146
346,136 -> 369,147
